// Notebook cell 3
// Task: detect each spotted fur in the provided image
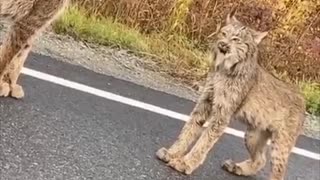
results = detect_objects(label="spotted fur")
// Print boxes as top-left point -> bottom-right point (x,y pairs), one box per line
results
0,0 -> 69,98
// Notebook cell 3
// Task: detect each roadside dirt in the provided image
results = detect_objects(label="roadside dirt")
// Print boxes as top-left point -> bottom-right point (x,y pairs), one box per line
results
0,24 -> 318,139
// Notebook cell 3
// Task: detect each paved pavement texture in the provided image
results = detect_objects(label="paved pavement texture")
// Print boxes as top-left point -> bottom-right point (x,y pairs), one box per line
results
0,53 -> 319,180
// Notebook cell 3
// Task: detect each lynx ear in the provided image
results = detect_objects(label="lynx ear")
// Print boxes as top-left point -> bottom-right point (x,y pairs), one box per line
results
252,31 -> 268,44
226,6 -> 239,24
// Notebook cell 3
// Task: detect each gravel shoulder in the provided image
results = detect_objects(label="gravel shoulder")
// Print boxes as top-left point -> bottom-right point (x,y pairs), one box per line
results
0,25 -> 319,140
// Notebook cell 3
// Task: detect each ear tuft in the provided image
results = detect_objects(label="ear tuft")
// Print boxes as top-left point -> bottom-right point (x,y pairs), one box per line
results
253,31 -> 268,44
226,6 -> 239,24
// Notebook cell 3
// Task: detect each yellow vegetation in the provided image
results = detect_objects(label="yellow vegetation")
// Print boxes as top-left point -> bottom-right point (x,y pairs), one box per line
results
54,0 -> 320,114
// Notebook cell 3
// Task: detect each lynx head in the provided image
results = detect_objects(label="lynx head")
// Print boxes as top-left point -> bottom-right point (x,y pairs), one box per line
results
213,8 -> 268,73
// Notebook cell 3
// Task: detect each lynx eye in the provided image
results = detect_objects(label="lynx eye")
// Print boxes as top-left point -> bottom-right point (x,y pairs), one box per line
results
231,37 -> 241,43
240,26 -> 246,31
221,31 -> 227,37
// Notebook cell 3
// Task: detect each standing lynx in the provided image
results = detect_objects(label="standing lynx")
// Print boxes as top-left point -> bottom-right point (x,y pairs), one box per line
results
156,9 -> 306,180
0,0 -> 69,98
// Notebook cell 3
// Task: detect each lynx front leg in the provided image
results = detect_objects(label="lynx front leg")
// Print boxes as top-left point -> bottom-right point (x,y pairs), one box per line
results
156,90 -> 213,163
223,127 -> 270,176
167,115 -> 230,174
166,82 -> 248,175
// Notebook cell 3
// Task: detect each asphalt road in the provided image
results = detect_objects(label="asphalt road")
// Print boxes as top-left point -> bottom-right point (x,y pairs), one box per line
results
0,53 -> 319,180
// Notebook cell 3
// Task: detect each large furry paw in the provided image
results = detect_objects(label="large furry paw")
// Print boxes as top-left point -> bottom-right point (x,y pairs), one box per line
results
0,83 -> 10,97
156,147 -> 175,163
167,158 -> 194,175
10,84 -> 24,99
222,159 -> 244,176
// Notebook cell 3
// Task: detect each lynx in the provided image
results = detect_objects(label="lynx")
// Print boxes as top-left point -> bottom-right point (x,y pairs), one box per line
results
156,8 -> 306,180
0,0 -> 69,98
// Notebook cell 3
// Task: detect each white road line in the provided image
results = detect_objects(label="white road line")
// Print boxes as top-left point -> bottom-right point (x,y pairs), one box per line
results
21,67 -> 320,161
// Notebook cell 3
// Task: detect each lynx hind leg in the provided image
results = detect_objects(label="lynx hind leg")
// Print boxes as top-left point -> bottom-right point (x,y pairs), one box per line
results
8,45 -> 31,99
223,127 -> 270,176
156,90 -> 213,163
0,0 -> 68,85
269,131 -> 300,180
0,44 -> 10,98
10,84 -> 24,99
0,81 -> 10,97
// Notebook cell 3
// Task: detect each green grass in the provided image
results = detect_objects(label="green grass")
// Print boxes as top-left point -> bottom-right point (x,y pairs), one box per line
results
53,6 -> 149,52
53,6 -> 209,80
300,83 -> 320,116
53,6 -> 320,116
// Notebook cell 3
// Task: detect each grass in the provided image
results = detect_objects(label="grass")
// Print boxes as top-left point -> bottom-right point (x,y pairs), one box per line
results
53,6 -> 209,81
53,5 -> 320,116
300,82 -> 320,116
53,6 -> 149,52
69,0 -> 320,80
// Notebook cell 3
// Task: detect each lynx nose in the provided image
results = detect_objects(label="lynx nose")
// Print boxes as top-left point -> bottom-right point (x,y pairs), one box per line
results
218,41 -> 230,54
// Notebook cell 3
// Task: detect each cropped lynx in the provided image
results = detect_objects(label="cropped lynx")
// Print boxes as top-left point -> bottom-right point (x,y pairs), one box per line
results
156,8 -> 306,180
0,0 -> 69,98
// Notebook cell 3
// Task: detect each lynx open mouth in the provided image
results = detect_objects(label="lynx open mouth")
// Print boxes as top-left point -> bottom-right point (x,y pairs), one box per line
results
218,42 -> 230,54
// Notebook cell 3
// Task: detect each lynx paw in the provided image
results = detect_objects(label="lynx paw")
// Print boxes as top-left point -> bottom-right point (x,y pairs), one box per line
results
156,147 -> 174,163
167,158 -> 194,175
10,84 -> 24,99
222,159 -> 243,176
0,83 -> 10,97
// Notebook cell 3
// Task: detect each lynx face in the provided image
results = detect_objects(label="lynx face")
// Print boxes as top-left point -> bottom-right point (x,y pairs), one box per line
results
213,12 -> 268,72
216,24 -> 251,60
